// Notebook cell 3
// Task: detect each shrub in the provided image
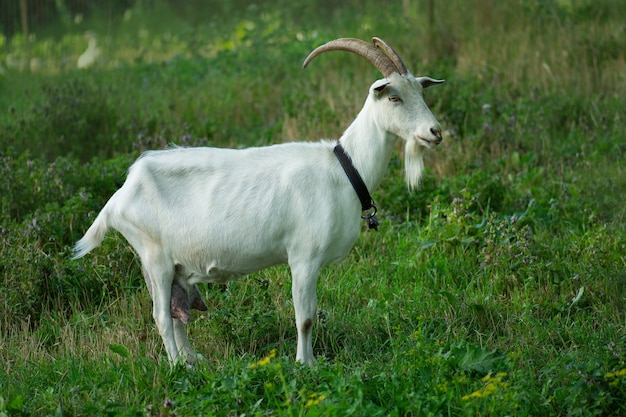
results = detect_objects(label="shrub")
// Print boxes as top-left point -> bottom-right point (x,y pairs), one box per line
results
0,191 -> 141,329
0,153 -> 139,328
0,150 -> 133,224
1,78 -> 123,162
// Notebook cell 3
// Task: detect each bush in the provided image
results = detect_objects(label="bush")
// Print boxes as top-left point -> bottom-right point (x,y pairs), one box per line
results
0,194 -> 142,329
1,78 -> 124,162
0,153 -> 139,328
0,150 -> 133,224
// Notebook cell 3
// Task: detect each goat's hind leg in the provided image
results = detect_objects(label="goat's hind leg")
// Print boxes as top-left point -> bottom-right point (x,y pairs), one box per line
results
169,280 -> 195,363
144,266 -> 208,365
141,259 -> 180,364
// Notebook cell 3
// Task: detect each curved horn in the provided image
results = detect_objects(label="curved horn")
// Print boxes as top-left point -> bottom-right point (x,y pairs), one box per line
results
372,37 -> 409,75
302,38 -> 399,78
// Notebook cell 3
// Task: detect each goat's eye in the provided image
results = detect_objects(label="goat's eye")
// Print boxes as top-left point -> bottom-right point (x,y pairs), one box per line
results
389,95 -> 402,103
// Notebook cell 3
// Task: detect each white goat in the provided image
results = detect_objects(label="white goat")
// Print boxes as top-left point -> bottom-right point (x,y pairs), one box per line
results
72,37 -> 445,365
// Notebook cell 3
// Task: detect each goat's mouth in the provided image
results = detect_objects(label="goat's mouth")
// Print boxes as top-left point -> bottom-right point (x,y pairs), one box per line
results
416,136 -> 442,149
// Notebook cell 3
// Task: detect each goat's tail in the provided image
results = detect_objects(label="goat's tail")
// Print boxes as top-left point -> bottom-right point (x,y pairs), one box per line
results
71,210 -> 110,260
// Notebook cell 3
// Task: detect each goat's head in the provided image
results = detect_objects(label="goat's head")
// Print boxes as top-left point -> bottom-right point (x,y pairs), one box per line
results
303,37 -> 445,189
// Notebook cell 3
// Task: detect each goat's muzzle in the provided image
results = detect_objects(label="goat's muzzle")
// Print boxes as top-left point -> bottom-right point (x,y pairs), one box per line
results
417,129 -> 443,148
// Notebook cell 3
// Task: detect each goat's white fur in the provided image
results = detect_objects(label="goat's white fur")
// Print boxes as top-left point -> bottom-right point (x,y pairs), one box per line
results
72,71 -> 444,365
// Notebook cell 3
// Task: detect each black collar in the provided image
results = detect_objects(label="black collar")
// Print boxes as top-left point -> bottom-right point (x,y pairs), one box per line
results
333,144 -> 379,230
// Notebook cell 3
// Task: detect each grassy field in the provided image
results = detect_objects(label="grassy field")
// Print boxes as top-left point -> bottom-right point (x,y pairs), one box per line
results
1,0 -> 625,415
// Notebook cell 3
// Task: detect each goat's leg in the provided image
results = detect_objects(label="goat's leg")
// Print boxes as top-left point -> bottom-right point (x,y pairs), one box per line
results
173,318 -> 198,364
142,265 -> 155,297
290,262 -> 319,364
143,257 -> 179,364
170,279 -> 201,364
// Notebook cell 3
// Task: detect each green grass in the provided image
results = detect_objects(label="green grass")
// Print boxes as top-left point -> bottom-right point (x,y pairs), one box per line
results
1,0 -> 625,415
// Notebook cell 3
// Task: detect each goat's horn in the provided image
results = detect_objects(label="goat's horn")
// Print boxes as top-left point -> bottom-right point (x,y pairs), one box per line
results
372,37 -> 409,75
302,38 -> 399,78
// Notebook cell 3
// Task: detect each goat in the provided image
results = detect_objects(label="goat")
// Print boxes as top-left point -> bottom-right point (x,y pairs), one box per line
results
72,37 -> 445,365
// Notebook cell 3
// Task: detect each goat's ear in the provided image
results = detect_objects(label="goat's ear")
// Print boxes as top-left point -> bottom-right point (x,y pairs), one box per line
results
371,79 -> 390,95
416,76 -> 445,89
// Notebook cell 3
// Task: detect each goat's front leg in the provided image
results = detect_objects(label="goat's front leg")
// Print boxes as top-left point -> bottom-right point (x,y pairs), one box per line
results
290,262 -> 319,364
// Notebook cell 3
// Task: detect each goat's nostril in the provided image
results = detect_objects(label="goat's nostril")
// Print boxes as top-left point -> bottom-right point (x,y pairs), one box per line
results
431,128 -> 442,140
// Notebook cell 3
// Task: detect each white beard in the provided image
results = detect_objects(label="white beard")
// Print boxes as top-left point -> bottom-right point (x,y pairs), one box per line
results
404,139 -> 425,191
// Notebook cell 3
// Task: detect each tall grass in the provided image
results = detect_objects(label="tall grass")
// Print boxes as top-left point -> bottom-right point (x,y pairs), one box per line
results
1,0 -> 625,415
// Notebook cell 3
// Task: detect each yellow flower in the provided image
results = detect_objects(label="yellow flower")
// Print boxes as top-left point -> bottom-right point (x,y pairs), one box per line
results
605,368 -> 626,379
462,372 -> 508,401
305,393 -> 327,408
250,348 -> 277,369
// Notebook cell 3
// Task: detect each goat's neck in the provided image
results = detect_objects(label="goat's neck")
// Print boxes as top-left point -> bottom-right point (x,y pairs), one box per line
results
338,110 -> 396,193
